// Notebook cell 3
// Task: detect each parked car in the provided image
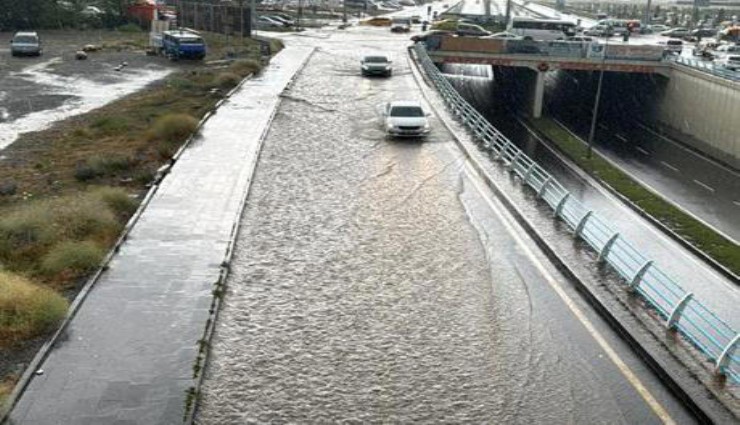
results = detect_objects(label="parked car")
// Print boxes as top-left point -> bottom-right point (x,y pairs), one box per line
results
361,17 -> 393,26
383,101 -> 431,138
456,23 -> 491,37
411,15 -> 423,24
267,15 -> 294,26
257,16 -> 285,28
10,31 -> 42,56
583,25 -> 613,37
482,31 -> 522,39
391,17 -> 412,33
714,54 -> 740,71
714,44 -> 740,56
647,24 -> 670,32
160,30 -> 206,60
659,39 -> 683,54
410,29 -> 453,43
690,28 -> 717,38
361,55 -> 392,77
661,27 -> 689,38
565,35 -> 593,42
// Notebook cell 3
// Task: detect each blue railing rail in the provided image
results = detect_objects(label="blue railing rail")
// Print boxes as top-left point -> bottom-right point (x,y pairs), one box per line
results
413,43 -> 739,384
668,55 -> 740,82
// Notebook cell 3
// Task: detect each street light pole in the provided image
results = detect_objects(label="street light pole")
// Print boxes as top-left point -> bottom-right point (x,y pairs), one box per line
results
586,34 -> 608,159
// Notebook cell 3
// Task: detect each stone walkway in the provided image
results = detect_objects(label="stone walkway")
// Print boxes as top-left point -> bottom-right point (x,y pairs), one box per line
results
6,46 -> 313,425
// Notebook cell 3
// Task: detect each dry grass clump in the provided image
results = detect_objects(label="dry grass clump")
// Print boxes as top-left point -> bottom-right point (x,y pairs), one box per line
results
40,241 -> 105,278
147,113 -> 199,144
0,271 -> 68,346
228,59 -> 262,76
0,191 -> 125,275
213,72 -> 242,89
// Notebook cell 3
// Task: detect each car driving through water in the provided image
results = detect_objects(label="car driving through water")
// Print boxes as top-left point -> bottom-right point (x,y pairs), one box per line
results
383,101 -> 431,138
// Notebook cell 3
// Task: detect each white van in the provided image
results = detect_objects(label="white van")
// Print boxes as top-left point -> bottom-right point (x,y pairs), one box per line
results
10,31 -> 42,57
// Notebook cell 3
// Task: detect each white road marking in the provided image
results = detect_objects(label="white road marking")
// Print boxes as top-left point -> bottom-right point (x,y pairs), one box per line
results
635,146 -> 650,156
733,201 -> 740,208
461,160 -> 675,425
660,161 -> 679,173
693,179 -> 715,193
616,134 -> 628,142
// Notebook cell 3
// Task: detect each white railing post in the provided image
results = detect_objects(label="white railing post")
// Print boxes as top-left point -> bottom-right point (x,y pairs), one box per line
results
629,260 -> 653,289
537,177 -> 552,198
667,292 -> 694,329
575,211 -> 593,237
715,334 -> 739,374
598,233 -> 620,263
555,193 -> 570,218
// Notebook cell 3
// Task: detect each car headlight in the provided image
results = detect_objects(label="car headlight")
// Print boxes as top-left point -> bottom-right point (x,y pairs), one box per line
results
362,65 -> 369,70
424,123 -> 430,130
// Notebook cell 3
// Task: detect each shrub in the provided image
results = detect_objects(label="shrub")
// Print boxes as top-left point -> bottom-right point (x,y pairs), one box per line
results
91,116 -> 130,136
40,241 -> 105,278
0,205 -> 57,269
147,113 -> 198,144
213,72 -> 241,89
74,161 -> 101,182
90,187 -> 139,218
117,23 -> 143,33
0,271 -> 68,345
88,154 -> 136,174
52,195 -> 121,242
229,59 -> 262,76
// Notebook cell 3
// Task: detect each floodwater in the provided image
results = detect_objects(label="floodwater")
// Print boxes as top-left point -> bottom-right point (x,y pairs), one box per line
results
197,25 -> 695,424
0,34 -> 170,150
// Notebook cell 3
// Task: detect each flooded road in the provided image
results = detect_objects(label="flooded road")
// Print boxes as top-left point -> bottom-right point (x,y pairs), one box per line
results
197,26 -> 694,423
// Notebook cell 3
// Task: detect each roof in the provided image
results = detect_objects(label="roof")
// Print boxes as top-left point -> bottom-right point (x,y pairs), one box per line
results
389,100 -> 423,107
14,31 -> 38,36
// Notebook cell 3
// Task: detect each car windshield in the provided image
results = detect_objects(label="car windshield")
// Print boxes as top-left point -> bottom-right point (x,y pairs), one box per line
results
390,106 -> 424,117
364,56 -> 389,63
392,19 -> 410,25
13,36 -> 37,43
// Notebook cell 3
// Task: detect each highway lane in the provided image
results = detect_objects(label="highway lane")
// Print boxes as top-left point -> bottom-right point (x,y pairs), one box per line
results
196,23 -> 696,424
448,65 -> 740,329
548,76 -> 740,243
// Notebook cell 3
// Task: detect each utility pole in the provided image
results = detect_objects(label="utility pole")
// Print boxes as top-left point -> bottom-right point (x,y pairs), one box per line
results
343,0 -> 348,24
504,0 -> 511,29
643,0 -> 652,32
587,34 -> 608,159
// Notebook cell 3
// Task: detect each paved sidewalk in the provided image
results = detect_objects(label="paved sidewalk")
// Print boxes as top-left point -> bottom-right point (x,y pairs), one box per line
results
7,46 -> 313,425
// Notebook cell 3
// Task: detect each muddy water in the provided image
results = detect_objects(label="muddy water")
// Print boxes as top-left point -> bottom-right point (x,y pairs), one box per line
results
196,28 -> 692,424
0,46 -> 170,150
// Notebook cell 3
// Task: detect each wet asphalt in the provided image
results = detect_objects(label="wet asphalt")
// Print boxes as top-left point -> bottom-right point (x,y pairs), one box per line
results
196,25 -> 696,424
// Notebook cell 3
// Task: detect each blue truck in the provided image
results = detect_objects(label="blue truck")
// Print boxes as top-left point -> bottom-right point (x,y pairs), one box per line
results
153,29 -> 206,60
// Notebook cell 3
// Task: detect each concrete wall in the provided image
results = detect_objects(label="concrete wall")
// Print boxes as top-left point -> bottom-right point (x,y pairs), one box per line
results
656,66 -> 740,169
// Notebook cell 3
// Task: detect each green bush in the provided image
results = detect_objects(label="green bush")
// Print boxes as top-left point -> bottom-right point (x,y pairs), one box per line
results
147,113 -> 198,144
53,196 -> 121,242
90,187 -> 139,218
40,241 -> 105,277
0,271 -> 68,344
117,23 -> 143,33
91,116 -> 130,136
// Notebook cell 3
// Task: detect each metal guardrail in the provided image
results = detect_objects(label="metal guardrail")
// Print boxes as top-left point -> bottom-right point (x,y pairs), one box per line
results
669,55 -> 740,82
414,43 -> 739,384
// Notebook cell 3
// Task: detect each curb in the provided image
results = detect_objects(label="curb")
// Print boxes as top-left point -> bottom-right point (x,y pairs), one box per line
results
406,46 -> 732,424
0,67 -> 257,424
184,46 -> 317,424
538,117 -> 739,284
